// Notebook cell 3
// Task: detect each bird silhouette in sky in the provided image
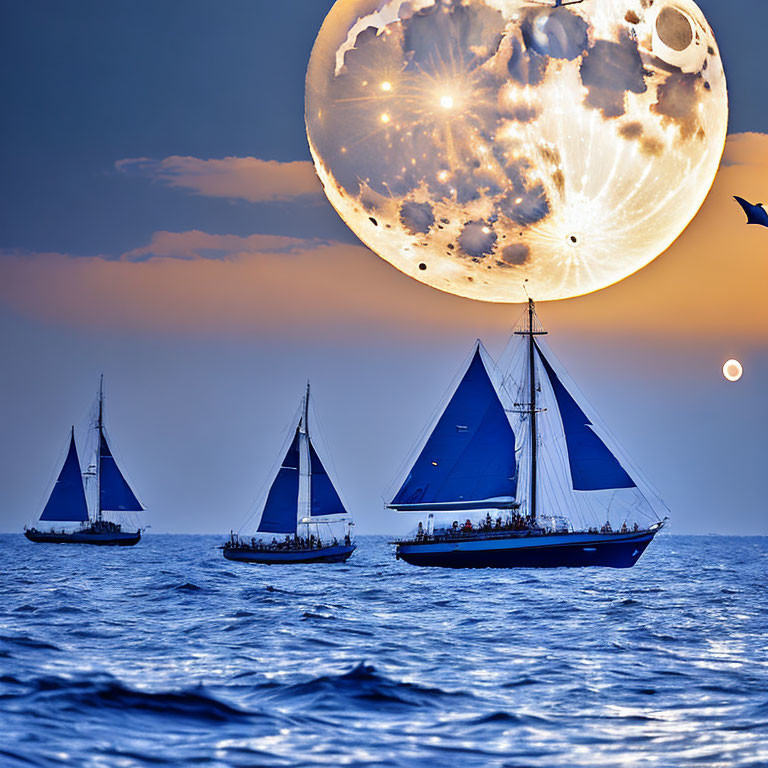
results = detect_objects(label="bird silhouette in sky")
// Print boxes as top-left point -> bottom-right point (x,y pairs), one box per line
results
734,196 -> 768,228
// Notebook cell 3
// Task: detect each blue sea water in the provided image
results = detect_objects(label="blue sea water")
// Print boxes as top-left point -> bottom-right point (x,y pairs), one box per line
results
0,534 -> 766,768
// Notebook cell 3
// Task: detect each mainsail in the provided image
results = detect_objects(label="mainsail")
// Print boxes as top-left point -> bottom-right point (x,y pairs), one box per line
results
388,343 -> 518,512
258,430 -> 301,534
40,429 -> 89,522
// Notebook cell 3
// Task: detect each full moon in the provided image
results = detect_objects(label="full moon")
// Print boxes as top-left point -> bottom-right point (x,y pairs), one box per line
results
723,359 -> 743,382
306,0 -> 728,302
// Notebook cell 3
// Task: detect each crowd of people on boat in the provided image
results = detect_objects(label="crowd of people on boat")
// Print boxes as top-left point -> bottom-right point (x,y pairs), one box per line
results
413,512 -> 533,541
412,512 -> 644,541
87,520 -> 123,533
587,521 -> 641,534
224,531 -> 352,552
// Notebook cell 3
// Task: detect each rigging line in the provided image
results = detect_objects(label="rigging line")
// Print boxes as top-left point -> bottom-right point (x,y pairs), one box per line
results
537,337 -> 667,519
539,347 -> 659,527
305,395 -> 352,514
235,402 -> 304,535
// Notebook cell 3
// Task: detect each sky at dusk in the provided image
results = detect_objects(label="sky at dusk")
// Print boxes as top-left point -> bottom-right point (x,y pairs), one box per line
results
1,0 -> 766,535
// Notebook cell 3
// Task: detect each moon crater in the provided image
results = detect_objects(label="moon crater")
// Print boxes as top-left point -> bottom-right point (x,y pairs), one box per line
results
306,0 -> 728,302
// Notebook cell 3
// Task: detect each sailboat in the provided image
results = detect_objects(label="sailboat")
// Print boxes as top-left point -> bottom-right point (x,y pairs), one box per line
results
24,377 -> 144,546
389,300 -> 667,568
223,383 -> 356,564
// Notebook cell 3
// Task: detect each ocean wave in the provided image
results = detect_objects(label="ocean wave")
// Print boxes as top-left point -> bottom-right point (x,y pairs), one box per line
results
10,674 -> 254,723
0,634 -> 59,652
0,534 -> 766,767
161,582 -> 204,592
263,662 -> 471,712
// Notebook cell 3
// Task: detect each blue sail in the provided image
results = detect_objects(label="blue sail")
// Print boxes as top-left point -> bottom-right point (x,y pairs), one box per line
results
258,429 -> 301,534
390,346 -> 518,511
537,346 -> 635,491
99,433 -> 144,512
41,430 -> 89,522
309,441 -> 347,517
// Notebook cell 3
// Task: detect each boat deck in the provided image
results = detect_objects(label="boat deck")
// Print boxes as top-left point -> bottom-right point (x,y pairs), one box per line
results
24,527 -> 141,546
392,526 -> 652,546
393,525 -> 664,568
223,543 -> 355,564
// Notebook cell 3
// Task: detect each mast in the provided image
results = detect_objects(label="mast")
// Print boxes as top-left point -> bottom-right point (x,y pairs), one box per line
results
300,382 -> 312,527
96,374 -> 104,522
514,300 -> 547,525
527,300 -> 538,524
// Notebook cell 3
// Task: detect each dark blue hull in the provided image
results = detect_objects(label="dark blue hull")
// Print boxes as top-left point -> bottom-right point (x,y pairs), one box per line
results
24,529 -> 141,546
395,530 -> 658,569
223,544 -> 355,564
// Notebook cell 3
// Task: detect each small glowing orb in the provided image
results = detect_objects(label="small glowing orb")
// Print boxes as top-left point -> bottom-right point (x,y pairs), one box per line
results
723,359 -> 743,382
306,0 -> 728,302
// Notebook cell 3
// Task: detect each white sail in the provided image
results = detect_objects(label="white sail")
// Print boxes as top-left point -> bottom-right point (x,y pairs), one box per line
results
499,325 -> 667,531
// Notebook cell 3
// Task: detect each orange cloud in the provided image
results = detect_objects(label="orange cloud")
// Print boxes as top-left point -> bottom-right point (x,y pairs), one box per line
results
721,131 -> 768,167
3,134 -> 767,343
122,230 -> 330,261
115,156 -> 322,202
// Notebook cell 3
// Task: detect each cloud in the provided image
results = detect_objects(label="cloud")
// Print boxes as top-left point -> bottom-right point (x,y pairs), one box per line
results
720,131 -> 768,167
121,230 -> 329,261
2,134 -> 767,343
115,156 -> 323,203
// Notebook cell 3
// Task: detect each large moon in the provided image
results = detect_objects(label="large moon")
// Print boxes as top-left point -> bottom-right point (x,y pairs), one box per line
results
306,0 -> 728,303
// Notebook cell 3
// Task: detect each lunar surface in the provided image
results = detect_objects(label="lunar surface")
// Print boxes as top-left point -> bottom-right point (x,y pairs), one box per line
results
306,0 -> 728,302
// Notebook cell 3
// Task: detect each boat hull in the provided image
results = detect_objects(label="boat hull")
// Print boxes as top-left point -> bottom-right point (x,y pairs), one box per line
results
223,544 -> 356,564
395,530 -> 657,569
24,529 -> 141,546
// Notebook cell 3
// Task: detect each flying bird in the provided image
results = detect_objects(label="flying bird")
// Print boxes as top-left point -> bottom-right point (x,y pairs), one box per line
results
734,196 -> 768,228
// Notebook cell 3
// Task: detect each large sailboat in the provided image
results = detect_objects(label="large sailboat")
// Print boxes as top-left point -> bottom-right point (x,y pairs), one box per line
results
223,384 -> 355,564
390,301 -> 667,568
25,378 -> 144,546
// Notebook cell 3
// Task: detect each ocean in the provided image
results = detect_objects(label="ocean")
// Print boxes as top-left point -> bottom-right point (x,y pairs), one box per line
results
0,534 -> 766,767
